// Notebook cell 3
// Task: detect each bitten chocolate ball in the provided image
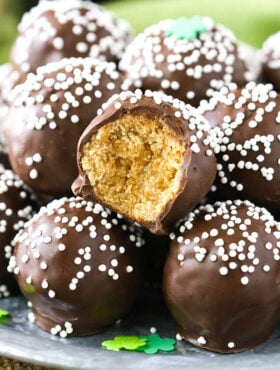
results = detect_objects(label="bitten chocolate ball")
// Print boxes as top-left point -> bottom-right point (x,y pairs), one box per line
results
10,0 -> 132,85
0,169 -> 37,297
200,82 -> 280,215
261,32 -> 280,92
9,197 -> 144,337
163,200 -> 280,353
119,16 -> 252,106
72,90 -> 217,234
2,57 -> 128,198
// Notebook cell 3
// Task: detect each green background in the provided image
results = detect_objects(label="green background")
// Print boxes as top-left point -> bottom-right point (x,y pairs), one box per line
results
0,0 -> 279,64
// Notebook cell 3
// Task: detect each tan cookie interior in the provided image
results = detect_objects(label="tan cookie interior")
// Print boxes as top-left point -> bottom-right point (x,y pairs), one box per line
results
81,113 -> 186,223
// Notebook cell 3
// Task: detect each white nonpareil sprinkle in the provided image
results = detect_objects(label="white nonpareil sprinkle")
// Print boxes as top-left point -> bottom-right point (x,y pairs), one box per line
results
176,333 -> 183,341
197,336 -> 207,345
40,261 -> 48,270
48,290 -> 56,298
150,327 -> 157,334
126,265 -> 134,273
227,342 -> 235,349
177,253 -> 184,261
219,266 -> 228,276
29,169 -> 38,179
240,276 -> 249,285
98,264 -> 106,272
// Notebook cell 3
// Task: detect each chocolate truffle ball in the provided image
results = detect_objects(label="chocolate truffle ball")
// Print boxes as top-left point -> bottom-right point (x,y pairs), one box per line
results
9,197 -> 144,337
10,0 -> 132,85
2,57 -> 128,198
200,82 -> 280,215
0,169 -> 37,297
261,32 -> 280,92
163,200 -> 280,353
119,16 -> 252,106
72,90 -> 217,234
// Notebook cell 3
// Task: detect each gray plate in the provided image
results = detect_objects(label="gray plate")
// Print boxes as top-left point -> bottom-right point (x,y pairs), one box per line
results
0,294 -> 280,370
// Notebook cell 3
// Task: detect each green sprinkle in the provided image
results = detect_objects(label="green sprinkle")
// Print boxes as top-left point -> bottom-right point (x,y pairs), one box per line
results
137,334 -> 176,354
166,16 -> 208,41
0,309 -> 9,325
0,309 -> 9,318
102,336 -> 147,351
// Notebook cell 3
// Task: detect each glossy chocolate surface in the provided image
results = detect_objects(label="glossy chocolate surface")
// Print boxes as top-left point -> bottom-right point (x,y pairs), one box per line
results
11,197 -> 144,337
163,200 -> 280,353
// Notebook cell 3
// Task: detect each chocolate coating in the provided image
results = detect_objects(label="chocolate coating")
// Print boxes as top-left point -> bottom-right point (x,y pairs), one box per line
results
10,0 -> 132,84
0,169 -> 37,297
261,32 -> 280,92
10,197 -> 144,337
200,82 -> 280,215
163,200 -> 280,353
119,17 -> 251,106
2,57 -> 128,197
73,90 -> 217,234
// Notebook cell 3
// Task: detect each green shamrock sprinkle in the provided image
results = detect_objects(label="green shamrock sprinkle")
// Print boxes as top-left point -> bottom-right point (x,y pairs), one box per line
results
0,309 -> 9,325
102,334 -> 176,354
102,336 -> 147,351
0,309 -> 9,317
166,16 -> 208,41
137,334 -> 176,354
